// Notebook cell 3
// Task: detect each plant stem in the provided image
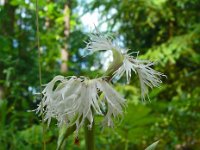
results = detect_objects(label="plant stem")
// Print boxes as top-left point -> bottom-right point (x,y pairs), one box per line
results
84,119 -> 95,150
35,0 -> 46,149
125,140 -> 129,150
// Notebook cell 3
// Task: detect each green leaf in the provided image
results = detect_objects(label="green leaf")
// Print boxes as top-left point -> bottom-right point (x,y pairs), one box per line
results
18,125 -> 44,145
145,141 -> 159,150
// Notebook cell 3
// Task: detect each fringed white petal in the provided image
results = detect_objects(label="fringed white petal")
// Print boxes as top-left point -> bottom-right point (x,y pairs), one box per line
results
113,54 -> 137,83
113,52 -> 165,100
96,79 -> 126,127
85,31 -> 120,54
133,59 -> 165,101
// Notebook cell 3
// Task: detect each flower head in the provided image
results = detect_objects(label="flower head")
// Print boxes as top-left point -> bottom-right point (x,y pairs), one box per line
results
113,51 -> 165,100
85,30 -> 165,100
36,76 -> 125,133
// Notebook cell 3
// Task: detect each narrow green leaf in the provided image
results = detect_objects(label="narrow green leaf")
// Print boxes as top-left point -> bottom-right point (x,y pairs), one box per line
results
145,140 -> 159,150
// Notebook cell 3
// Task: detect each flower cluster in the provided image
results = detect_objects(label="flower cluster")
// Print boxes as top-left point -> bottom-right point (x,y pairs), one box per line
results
36,76 -> 125,133
36,30 -> 164,133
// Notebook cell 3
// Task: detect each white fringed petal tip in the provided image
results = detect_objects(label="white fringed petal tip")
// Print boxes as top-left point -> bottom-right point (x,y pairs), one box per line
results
36,76 -> 125,133
85,30 -> 121,54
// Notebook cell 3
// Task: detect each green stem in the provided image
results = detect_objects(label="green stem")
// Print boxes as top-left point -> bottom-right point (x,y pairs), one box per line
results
35,0 -> 46,149
125,140 -> 129,150
84,119 -> 95,150
104,48 -> 124,79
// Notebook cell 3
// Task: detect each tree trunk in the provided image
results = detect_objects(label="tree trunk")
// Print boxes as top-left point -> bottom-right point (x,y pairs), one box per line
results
61,2 -> 71,73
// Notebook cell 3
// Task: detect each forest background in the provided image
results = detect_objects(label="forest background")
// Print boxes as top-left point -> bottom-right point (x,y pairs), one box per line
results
0,0 -> 200,149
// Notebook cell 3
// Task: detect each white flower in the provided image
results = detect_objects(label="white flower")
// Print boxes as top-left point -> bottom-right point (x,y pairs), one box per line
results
36,76 -> 125,133
113,51 -> 165,100
85,30 -> 165,101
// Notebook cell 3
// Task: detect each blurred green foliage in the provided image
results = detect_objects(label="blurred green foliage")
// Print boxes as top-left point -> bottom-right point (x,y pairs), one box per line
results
0,0 -> 200,150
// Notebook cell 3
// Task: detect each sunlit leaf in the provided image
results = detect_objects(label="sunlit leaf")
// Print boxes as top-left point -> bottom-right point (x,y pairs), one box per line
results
145,140 -> 159,150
